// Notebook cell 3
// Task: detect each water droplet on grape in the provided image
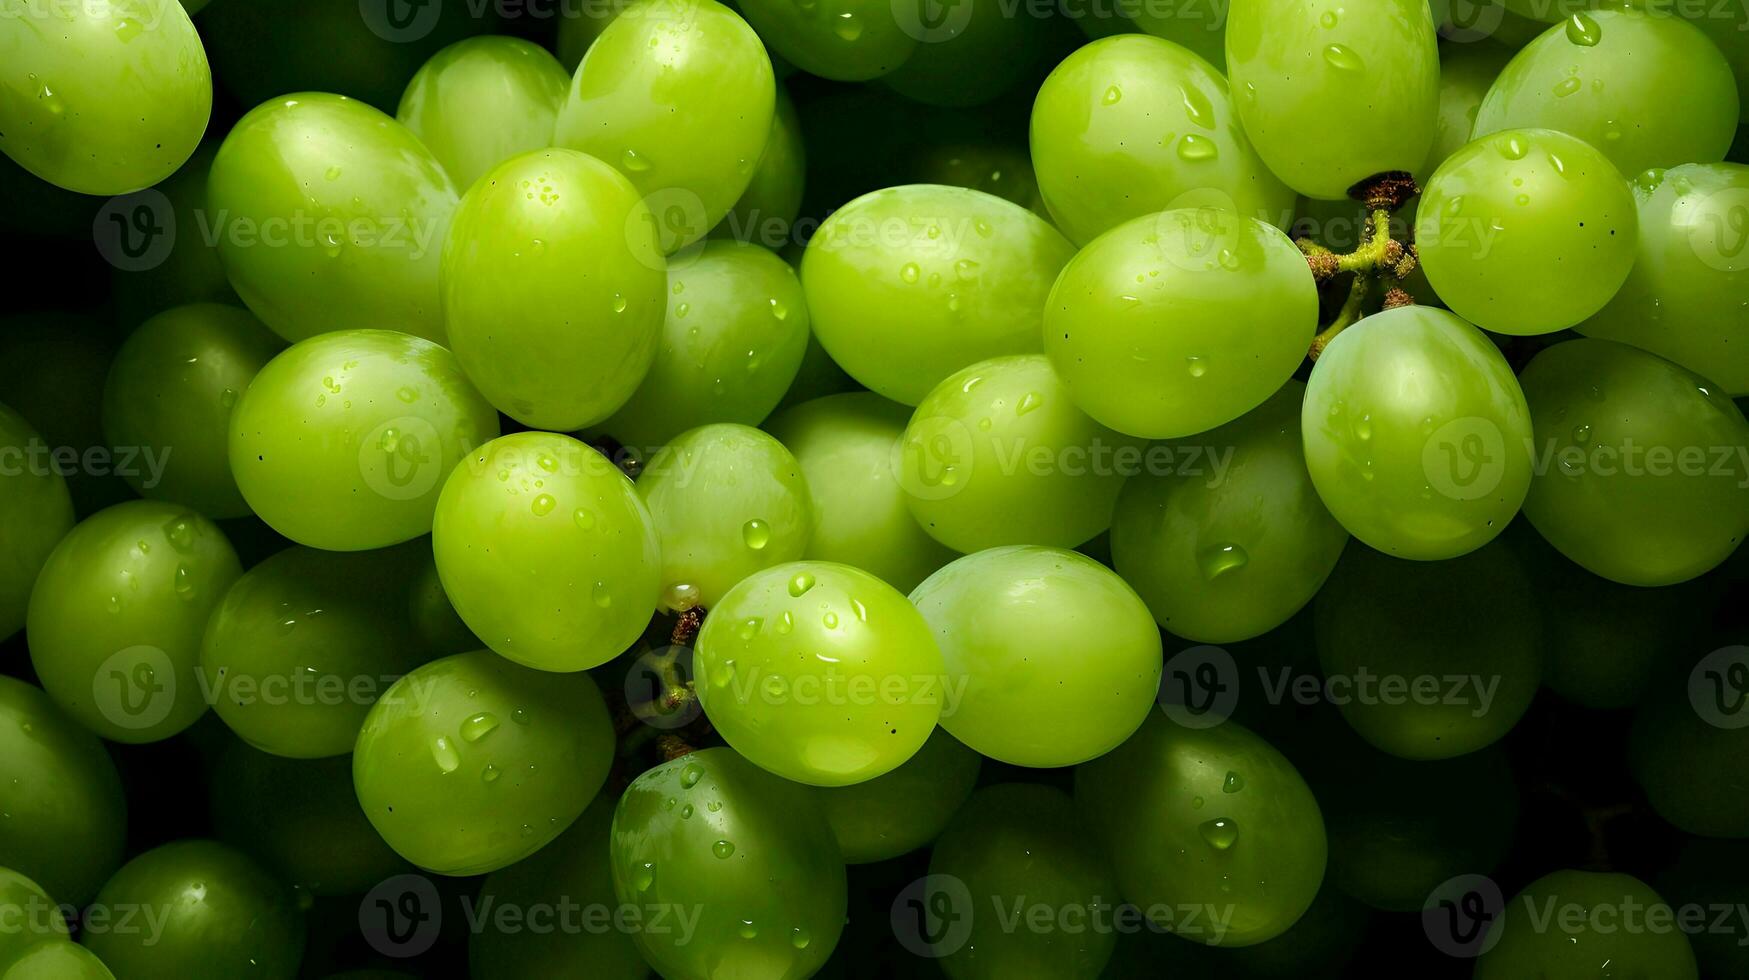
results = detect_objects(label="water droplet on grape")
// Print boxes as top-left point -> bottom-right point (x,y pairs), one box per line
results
1566,12 -> 1602,46
1198,543 -> 1249,580
1102,85 -> 1122,105
1199,817 -> 1240,850
788,571 -> 816,597
743,519 -> 771,550
1223,770 -> 1245,794
431,737 -> 461,774
1322,43 -> 1363,72
713,840 -> 736,859
461,712 -> 500,743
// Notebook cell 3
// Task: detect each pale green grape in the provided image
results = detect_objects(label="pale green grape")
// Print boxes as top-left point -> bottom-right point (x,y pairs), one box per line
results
1474,871 -> 1699,980
714,87 -> 805,248
1422,40 -> 1514,179
1111,381 -> 1348,643
0,405 -> 74,639
1044,208 -> 1318,438
910,546 -> 1162,766
1226,0 -> 1440,200
208,93 -> 459,344
1129,0 -> 1229,69
801,184 -> 1075,405
810,727 -> 979,863
735,0 -> 915,80
1029,34 -> 1295,245
1302,306 -> 1532,560
694,561 -> 946,786
397,37 -> 570,192
881,0 -> 1050,108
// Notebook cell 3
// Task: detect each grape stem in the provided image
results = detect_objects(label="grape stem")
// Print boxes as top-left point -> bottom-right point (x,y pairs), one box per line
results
1300,171 -> 1423,360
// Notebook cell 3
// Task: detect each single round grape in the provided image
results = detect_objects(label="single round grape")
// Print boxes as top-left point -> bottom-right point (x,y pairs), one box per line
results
1474,871 -> 1699,980
353,650 -> 614,875
1044,209 -> 1318,438
638,424 -> 813,610
736,0 -> 915,80
929,784 -> 1119,978
208,94 -> 459,344
1314,539 -> 1542,759
1630,674 -> 1749,838
1129,0 -> 1229,69
1472,8 -> 1737,179
1029,35 -> 1295,245
910,546 -> 1162,767
1112,381 -> 1347,643
229,329 -> 499,551
3,942 -> 113,980
109,143 -> 237,325
101,304 -> 284,519
596,242 -> 809,453
1422,40 -> 1514,179
1519,339 -> 1749,585
0,678 -> 126,908
714,87 -> 806,249
801,184 -> 1076,405
1226,0 -> 1440,199
1076,713 -> 1327,947
0,0 -> 210,194
880,0 -> 1049,108
811,727 -> 979,863
694,561 -> 945,786
441,148 -> 665,430
0,868 -> 66,969
554,0 -> 774,251
397,37 -> 571,192
899,354 -> 1146,553
0,405 -> 74,639
1302,306 -> 1533,560
763,392 -> 956,592
433,431 -> 661,671
1581,163 -> 1749,395
27,501 -> 241,744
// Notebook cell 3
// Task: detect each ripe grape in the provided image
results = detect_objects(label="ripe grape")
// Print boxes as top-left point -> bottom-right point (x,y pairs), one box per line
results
734,0 -> 915,81
811,727 -> 980,863
0,405 -> 74,639
1473,870 -> 1699,980
397,37 -> 571,192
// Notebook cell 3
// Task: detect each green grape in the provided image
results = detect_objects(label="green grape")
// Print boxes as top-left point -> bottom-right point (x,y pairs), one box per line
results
898,354 -> 1145,552
1302,306 -> 1533,559
1226,0 -> 1439,200
553,0 -> 775,252
910,141 -> 1044,215
0,314 -> 130,516
638,424 -> 813,609
910,546 -> 1162,767
1076,713 -> 1327,947
801,185 -> 1075,405
557,3 -> 630,69
442,148 -> 665,430
610,748 -> 846,977
1029,35 -> 1295,245
596,242 -> 809,453
763,392 -> 956,592
694,561 -> 945,786
432,431 -> 660,672
1129,0 -> 1229,69
1580,163 -> 1749,395
1313,539 -> 1542,759
715,87 -> 806,248
27,501 -> 241,744
1666,0 -> 1749,123
109,143 -> 238,325
397,37 -> 571,193
1472,9 -> 1737,179
810,727 -> 979,863
0,405 -> 74,639
469,795 -> 646,980
1629,672 -> 1749,838
927,784 -> 1119,978
735,0 -> 915,80
881,0 -> 1049,108
0,678 -> 125,908
3,942 -> 113,980
1473,871 -> 1699,980
100,304 -> 284,519
209,741 -> 408,896
0,0 -> 211,194
81,840 -> 304,979
771,334 -> 861,414
1519,339 -> 1749,585
1044,209 -> 1317,438
1111,382 -> 1348,643
353,650 -> 614,875
208,94 -> 460,345
0,868 -> 66,969
229,329 -> 499,552
200,544 -> 437,758
1657,838 -> 1749,978
1422,41 -> 1514,179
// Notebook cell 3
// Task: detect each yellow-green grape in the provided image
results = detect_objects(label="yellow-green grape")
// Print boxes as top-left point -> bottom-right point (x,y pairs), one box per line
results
0,0 -> 211,194
27,502 -> 241,743
763,392 -> 956,593
554,0 -> 775,252
881,0 -> 1050,108
693,561 -> 946,786
353,650 -> 615,875
714,87 -> 806,248
1580,163 -> 1749,394
441,148 -> 665,430
811,727 -> 980,863
109,142 -> 238,325
910,546 -> 1163,767
1472,8 -> 1737,179
1129,0 -> 1229,69
1519,338 -> 1749,585
0,405 -> 74,639
208,94 -> 459,344
1474,871 -> 1699,980
432,432 -> 661,672
4,942 -> 113,980
396,37 -> 571,192
229,330 -> 500,552
735,0 -> 916,80
596,242 -> 809,454
1044,209 -> 1318,438
100,304 -> 284,519
638,424 -> 813,610
1029,35 -> 1295,246
1421,41 -> 1514,179
911,140 -> 1045,215
1226,0 -> 1440,200
1111,382 -> 1348,643
899,354 -> 1145,552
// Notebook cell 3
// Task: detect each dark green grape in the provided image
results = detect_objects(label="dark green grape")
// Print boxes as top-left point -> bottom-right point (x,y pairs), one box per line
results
109,143 -> 238,326
1656,837 -> 1749,978
1474,870 -> 1698,980
811,727 -> 980,863
880,0 -> 1050,108
0,314 -> 130,516
0,404 -> 74,639
1630,667 -> 1749,838
0,868 -> 67,970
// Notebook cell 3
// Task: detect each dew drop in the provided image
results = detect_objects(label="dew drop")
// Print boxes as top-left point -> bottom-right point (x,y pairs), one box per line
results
832,11 -> 862,40
1222,771 -> 1246,794
592,582 -> 613,608
174,565 -> 195,600
530,494 -> 556,517
1176,134 -> 1218,162
1016,392 -> 1042,415
1186,355 -> 1207,378
1498,135 -> 1528,160
1102,85 -> 1122,105
431,737 -> 461,774
612,292 -> 628,313
621,149 -> 652,172
1199,817 -> 1240,850
743,519 -> 771,550
482,764 -> 500,783
1322,43 -> 1363,72
1319,9 -> 1337,27
899,262 -> 920,284
713,840 -> 736,859
680,764 -> 705,788
788,571 -> 816,597
1553,76 -> 1582,98
1198,543 -> 1249,580
573,508 -> 596,530
461,712 -> 500,743
1566,12 -> 1601,46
